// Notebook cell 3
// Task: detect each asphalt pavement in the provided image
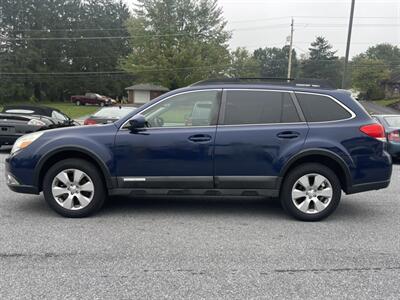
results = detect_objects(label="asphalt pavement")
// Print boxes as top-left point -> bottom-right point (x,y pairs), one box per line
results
0,147 -> 399,299
359,101 -> 399,115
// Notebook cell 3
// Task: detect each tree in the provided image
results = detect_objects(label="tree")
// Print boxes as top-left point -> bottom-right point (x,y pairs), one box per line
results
0,0 -> 132,103
227,47 -> 260,78
300,36 -> 342,87
120,0 -> 231,89
365,43 -> 400,72
253,45 -> 298,78
351,58 -> 390,100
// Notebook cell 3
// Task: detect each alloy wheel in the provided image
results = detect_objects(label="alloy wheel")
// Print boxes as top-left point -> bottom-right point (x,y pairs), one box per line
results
51,169 -> 94,210
291,173 -> 333,214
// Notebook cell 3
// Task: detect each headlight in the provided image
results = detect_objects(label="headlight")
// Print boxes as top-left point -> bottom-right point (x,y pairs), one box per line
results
28,119 -> 46,126
11,131 -> 45,155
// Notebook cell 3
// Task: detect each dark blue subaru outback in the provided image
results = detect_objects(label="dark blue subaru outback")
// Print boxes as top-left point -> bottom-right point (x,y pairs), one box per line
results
5,79 -> 392,221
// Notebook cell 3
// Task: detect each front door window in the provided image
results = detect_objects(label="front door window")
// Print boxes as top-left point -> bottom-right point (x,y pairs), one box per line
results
141,90 -> 220,128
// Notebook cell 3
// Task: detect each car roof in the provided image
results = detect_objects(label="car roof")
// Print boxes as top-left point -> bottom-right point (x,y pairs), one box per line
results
1,105 -> 60,117
173,83 -> 348,98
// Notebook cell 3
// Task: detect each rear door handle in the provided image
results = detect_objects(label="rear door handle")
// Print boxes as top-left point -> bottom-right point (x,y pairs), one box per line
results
277,131 -> 300,139
188,134 -> 212,143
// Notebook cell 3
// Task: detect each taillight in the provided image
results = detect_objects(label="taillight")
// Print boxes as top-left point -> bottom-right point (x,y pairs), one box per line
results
359,123 -> 386,142
84,118 -> 97,125
388,130 -> 400,143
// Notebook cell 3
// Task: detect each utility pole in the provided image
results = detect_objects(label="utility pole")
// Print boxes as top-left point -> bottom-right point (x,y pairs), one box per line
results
287,17 -> 294,80
342,0 -> 356,88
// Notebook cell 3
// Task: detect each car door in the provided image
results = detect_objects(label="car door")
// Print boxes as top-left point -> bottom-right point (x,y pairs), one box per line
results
114,89 -> 221,189
214,89 -> 308,189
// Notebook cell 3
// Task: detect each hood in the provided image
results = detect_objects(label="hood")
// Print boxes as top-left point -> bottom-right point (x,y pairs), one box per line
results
42,122 -> 118,137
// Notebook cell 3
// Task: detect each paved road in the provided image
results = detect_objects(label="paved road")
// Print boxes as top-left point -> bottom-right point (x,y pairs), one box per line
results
360,101 -> 399,115
0,148 -> 399,299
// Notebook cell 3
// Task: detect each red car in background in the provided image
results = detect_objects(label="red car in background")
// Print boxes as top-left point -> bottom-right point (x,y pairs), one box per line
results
84,106 -> 137,125
71,93 -> 116,106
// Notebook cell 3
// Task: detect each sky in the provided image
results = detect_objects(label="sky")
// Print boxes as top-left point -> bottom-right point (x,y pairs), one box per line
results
126,0 -> 400,58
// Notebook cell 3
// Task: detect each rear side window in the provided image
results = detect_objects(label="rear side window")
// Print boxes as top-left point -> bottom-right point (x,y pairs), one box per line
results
296,93 -> 352,122
223,91 -> 300,125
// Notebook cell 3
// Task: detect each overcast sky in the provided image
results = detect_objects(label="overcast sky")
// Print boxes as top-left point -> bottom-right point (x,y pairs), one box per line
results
127,0 -> 400,58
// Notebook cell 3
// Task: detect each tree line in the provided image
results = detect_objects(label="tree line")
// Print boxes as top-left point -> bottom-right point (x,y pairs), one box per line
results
1,0 -> 399,103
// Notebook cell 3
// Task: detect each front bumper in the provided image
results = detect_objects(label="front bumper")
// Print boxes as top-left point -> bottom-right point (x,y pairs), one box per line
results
7,183 -> 39,194
5,157 -> 39,195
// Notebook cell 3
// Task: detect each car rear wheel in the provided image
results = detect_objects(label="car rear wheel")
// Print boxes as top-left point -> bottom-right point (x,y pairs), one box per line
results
280,163 -> 341,221
76,100 -> 81,106
100,102 -> 105,107
43,159 -> 106,217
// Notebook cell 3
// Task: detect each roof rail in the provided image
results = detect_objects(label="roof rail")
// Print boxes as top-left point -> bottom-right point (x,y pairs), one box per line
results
191,77 -> 335,89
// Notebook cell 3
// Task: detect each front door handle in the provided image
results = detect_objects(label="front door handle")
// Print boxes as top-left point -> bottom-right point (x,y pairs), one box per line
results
277,131 -> 300,139
188,134 -> 212,143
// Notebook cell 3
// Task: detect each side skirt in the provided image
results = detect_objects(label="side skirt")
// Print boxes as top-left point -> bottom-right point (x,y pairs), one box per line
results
109,188 -> 279,198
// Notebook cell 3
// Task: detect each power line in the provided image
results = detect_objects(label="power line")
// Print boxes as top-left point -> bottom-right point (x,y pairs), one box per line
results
2,61 -> 399,77
1,25 -> 290,41
3,23 -> 398,41
297,23 -> 399,27
5,15 -> 399,33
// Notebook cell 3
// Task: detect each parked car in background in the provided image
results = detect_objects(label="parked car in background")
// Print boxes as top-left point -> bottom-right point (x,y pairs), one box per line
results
0,105 -> 78,147
84,106 -> 137,125
373,114 -> 400,159
71,93 -> 116,106
6,79 -> 392,221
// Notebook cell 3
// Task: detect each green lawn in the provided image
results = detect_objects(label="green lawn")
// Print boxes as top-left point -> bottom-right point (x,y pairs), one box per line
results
0,102 -> 99,119
373,98 -> 400,107
42,102 -> 99,119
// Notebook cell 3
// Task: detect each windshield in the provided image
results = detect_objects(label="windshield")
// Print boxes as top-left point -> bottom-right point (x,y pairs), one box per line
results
93,107 -> 135,118
384,116 -> 400,127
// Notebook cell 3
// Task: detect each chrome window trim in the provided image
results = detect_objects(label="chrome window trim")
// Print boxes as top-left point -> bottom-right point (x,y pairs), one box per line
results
120,88 -> 357,130
221,89 -> 304,126
294,91 -> 357,123
119,89 -> 222,130
218,122 -> 307,128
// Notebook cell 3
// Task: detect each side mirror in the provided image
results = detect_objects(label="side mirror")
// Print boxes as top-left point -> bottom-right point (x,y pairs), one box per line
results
128,114 -> 147,132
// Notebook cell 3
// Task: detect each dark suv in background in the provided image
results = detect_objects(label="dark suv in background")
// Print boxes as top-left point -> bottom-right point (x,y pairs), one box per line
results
6,79 -> 392,221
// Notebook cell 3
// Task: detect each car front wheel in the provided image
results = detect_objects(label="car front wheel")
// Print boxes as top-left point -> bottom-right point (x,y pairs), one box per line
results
43,159 -> 106,217
280,163 -> 341,221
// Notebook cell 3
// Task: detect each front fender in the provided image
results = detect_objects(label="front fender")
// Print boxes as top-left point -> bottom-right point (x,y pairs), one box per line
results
8,125 -> 116,188
33,143 -> 115,189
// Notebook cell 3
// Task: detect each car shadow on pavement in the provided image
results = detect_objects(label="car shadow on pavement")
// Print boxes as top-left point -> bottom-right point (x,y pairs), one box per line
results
12,194 -> 376,221
96,195 -> 372,221
100,196 -> 287,219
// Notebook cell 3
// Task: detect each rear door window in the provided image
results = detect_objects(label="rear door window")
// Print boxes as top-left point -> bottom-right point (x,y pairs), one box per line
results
295,93 -> 352,122
223,90 -> 301,125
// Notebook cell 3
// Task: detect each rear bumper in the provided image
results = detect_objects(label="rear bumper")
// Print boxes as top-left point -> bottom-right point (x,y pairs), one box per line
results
346,179 -> 391,194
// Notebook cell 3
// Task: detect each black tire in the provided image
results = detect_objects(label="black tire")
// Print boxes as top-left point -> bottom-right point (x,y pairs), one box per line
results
42,158 -> 106,218
100,102 -> 105,107
76,100 -> 81,106
280,163 -> 341,221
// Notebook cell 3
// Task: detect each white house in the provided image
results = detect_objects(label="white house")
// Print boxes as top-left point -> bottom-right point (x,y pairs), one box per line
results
125,83 -> 169,104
